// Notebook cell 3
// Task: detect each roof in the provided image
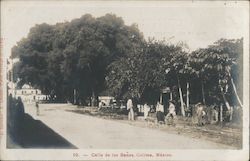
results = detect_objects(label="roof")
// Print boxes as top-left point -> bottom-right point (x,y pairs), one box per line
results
98,96 -> 114,100
22,84 -> 33,89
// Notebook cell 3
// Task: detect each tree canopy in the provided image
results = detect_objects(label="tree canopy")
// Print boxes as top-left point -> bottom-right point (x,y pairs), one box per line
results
12,14 -> 144,104
12,14 -> 243,109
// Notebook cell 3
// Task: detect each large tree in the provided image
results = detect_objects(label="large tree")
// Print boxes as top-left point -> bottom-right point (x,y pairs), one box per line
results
12,14 -> 144,104
11,13 -> 243,111
106,38 -> 189,111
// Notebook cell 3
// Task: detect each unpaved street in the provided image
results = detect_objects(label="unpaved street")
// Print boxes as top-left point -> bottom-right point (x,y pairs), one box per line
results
24,103 -> 232,149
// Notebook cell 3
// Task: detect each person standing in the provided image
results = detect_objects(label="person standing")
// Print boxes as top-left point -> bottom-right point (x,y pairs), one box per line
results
127,98 -> 134,121
156,101 -> 165,123
36,101 -> 39,116
211,105 -> 219,124
98,101 -> 103,110
196,103 -> 206,126
166,100 -> 176,119
143,102 -> 150,120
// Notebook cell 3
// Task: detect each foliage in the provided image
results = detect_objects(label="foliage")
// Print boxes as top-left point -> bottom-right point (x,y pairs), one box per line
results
12,13 -> 243,109
188,38 -> 243,106
12,14 -> 144,103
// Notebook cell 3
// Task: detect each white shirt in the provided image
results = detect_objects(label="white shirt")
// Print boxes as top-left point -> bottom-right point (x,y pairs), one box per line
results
127,99 -> 133,110
156,104 -> 164,112
144,104 -> 150,113
169,103 -> 175,114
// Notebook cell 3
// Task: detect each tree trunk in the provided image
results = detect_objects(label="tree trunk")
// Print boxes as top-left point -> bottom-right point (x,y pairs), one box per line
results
230,106 -> 233,121
186,82 -> 190,109
170,92 -> 173,101
225,66 -> 243,108
201,79 -> 206,105
220,103 -> 223,122
230,77 -> 243,108
220,86 -> 231,110
73,89 -> 77,105
177,76 -> 185,116
160,93 -> 163,104
91,89 -> 96,107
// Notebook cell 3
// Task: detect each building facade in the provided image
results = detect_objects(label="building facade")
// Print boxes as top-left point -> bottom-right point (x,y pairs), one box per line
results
15,84 -> 47,103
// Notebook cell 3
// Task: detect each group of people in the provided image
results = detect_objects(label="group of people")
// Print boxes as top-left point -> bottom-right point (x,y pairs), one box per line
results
155,100 -> 176,124
126,98 -> 235,126
126,98 -> 176,124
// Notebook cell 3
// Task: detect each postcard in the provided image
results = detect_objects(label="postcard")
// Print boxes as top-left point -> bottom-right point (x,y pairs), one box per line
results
0,0 -> 249,160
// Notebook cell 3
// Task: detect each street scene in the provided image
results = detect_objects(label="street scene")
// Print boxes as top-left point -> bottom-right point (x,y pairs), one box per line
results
4,1 -> 245,151
7,102 -> 239,149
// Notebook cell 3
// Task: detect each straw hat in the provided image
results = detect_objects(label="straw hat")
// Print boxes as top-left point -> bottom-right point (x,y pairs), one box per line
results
169,100 -> 175,104
196,102 -> 202,106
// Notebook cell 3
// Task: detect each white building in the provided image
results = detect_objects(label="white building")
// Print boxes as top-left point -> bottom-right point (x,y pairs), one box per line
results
7,58 -> 47,102
15,84 -> 47,103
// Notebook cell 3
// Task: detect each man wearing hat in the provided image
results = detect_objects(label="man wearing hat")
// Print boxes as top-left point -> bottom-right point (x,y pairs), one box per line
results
156,101 -> 165,123
166,100 -> 176,122
196,102 -> 206,126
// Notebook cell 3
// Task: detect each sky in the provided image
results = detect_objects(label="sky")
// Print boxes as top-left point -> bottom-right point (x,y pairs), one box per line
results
1,0 -> 249,57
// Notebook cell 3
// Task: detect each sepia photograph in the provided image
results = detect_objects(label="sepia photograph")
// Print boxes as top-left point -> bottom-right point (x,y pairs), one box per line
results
0,0 -> 249,160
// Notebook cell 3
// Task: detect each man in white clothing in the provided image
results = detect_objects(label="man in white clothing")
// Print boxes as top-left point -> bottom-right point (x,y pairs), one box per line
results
143,103 -> 150,120
166,100 -> 176,119
156,101 -> 165,123
127,98 -> 134,121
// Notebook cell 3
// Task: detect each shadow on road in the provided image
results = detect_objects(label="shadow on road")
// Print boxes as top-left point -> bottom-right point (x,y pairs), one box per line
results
8,113 -> 77,149
7,96 -> 77,149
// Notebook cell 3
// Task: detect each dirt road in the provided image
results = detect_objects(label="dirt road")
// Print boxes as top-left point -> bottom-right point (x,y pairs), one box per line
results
24,103 -> 232,149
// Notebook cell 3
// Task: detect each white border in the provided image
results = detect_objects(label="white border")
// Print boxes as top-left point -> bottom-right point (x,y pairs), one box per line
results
1,1 -> 249,160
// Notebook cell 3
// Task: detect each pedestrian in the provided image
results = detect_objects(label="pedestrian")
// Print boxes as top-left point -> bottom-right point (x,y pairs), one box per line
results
98,101 -> 103,110
211,105 -> 219,124
166,100 -> 176,124
196,102 -> 205,126
143,102 -> 150,120
36,101 -> 39,116
127,98 -> 134,121
156,101 -> 165,124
